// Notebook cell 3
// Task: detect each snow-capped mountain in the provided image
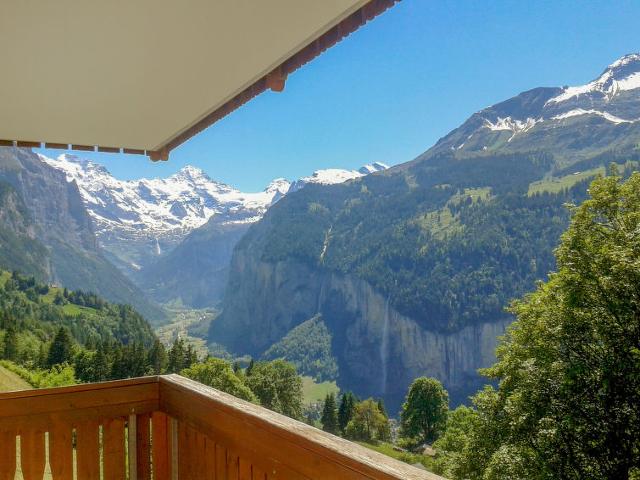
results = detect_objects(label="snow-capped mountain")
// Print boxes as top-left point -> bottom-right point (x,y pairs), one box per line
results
39,153 -> 387,276
546,53 -> 640,104
289,162 -> 388,192
40,154 -> 291,237
428,53 -> 640,157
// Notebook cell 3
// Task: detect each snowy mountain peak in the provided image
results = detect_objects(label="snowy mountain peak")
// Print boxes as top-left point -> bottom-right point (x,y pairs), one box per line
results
608,53 -> 640,70
265,178 -> 292,195
548,53 -> 640,104
358,162 -> 389,174
39,154 -> 386,245
172,165 -> 212,182
289,163 -> 389,192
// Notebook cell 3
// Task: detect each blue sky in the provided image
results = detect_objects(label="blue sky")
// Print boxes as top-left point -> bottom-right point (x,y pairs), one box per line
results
37,0 -> 640,191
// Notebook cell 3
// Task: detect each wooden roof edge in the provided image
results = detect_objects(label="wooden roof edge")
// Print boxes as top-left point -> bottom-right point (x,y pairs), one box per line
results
0,0 -> 398,162
154,0 -> 399,161
0,140 -> 163,161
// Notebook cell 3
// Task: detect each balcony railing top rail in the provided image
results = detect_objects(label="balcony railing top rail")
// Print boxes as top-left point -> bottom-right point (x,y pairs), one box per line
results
0,374 -> 443,480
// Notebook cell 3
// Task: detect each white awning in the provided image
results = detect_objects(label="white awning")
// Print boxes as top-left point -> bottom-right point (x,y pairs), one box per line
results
0,0 -> 395,160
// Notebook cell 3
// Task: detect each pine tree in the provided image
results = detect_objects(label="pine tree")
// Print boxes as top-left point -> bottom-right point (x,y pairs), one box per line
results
185,344 -> 198,369
338,392 -> 356,435
148,339 -> 167,375
47,327 -> 73,367
130,342 -> 148,377
377,398 -> 388,418
94,346 -> 110,381
36,343 -> 48,368
2,326 -> 18,361
110,346 -> 127,379
321,393 -> 339,434
246,358 -> 255,376
168,337 -> 186,373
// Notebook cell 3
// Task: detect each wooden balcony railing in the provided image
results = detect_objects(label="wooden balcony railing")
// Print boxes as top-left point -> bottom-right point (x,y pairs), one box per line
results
0,374 -> 442,479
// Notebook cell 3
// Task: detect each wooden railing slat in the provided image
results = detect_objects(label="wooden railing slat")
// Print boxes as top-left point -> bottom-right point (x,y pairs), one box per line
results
177,421 -> 192,479
0,430 -> 16,480
252,466 -> 266,480
103,417 -> 126,480
215,443 -> 226,480
136,413 -> 152,480
20,429 -> 46,480
204,436 -> 216,480
194,430 -> 208,480
76,421 -> 100,479
151,412 -> 170,480
0,375 -> 438,480
49,422 -> 73,480
239,457 -> 252,480
227,450 -> 239,480
169,417 -> 178,480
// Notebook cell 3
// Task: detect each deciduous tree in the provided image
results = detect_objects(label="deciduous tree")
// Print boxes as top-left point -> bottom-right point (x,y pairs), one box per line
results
400,377 -> 448,445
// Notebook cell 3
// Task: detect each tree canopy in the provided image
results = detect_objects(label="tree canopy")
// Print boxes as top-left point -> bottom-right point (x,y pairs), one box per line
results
344,398 -> 390,442
245,359 -> 304,419
400,377 -> 449,445
436,170 -> 640,479
181,358 -> 257,403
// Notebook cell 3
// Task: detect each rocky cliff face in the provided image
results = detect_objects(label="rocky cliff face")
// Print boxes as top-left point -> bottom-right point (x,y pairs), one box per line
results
138,218 -> 250,307
0,148 -> 165,322
215,250 -> 508,409
0,180 -> 50,279
211,55 -> 640,410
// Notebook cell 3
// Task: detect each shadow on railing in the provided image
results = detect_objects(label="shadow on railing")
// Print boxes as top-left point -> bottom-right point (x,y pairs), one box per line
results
0,374 -> 442,479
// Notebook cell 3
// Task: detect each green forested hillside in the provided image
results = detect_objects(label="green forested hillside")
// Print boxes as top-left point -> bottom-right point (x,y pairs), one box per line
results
0,269 -> 155,364
252,160 -> 595,333
263,314 -> 338,381
241,154 -> 638,334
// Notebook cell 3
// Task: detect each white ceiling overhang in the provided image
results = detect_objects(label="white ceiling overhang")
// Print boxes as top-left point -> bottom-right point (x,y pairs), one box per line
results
0,0 -> 396,160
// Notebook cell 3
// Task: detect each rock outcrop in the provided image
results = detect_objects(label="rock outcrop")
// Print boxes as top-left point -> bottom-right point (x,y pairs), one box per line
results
213,252 -> 508,410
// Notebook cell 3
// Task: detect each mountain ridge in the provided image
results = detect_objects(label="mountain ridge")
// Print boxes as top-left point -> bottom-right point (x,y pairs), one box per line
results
211,54 -> 640,410
0,148 -> 166,323
42,153 -> 388,306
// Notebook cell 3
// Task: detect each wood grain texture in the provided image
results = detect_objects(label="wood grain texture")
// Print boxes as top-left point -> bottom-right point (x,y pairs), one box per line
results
20,429 -> 46,480
203,436 -> 216,480
0,430 -> 16,480
49,422 -> 73,480
226,450 -> 239,480
252,466 -> 266,480
103,418 -> 126,480
129,414 -> 138,480
137,413 -> 152,480
215,443 -> 227,480
151,412 -> 169,480
194,430 -> 208,480
239,457 -> 252,480
169,417 -> 178,480
76,421 -> 100,479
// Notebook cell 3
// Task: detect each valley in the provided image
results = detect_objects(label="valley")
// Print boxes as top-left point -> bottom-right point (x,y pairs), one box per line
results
3,54 -> 639,414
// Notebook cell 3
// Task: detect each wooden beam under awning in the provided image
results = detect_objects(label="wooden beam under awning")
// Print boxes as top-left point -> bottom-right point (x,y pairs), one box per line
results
0,0 -> 398,161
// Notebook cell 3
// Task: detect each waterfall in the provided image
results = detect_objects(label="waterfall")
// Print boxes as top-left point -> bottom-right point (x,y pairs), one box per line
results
380,295 -> 391,394
155,238 -> 162,255
317,276 -> 327,314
